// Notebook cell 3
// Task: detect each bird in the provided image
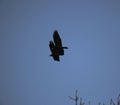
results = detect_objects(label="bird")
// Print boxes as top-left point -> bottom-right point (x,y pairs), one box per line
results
49,30 -> 68,61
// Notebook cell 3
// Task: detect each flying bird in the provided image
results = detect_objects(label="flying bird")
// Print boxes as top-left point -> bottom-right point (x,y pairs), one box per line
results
49,30 -> 68,61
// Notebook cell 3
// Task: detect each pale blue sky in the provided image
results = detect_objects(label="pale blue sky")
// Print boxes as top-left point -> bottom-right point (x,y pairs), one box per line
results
0,1 -> 120,105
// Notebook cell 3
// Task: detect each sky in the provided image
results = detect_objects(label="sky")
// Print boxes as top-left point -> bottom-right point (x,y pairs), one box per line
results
0,0 -> 120,105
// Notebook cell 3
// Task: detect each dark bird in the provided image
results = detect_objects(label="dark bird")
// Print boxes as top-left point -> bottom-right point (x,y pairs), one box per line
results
49,30 -> 68,61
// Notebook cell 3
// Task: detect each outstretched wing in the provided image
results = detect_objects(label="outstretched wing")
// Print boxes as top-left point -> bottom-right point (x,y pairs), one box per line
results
53,30 -> 62,47
49,41 -> 60,61
49,41 -> 55,53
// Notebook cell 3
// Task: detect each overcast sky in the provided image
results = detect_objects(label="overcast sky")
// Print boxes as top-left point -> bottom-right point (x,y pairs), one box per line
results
0,0 -> 120,105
